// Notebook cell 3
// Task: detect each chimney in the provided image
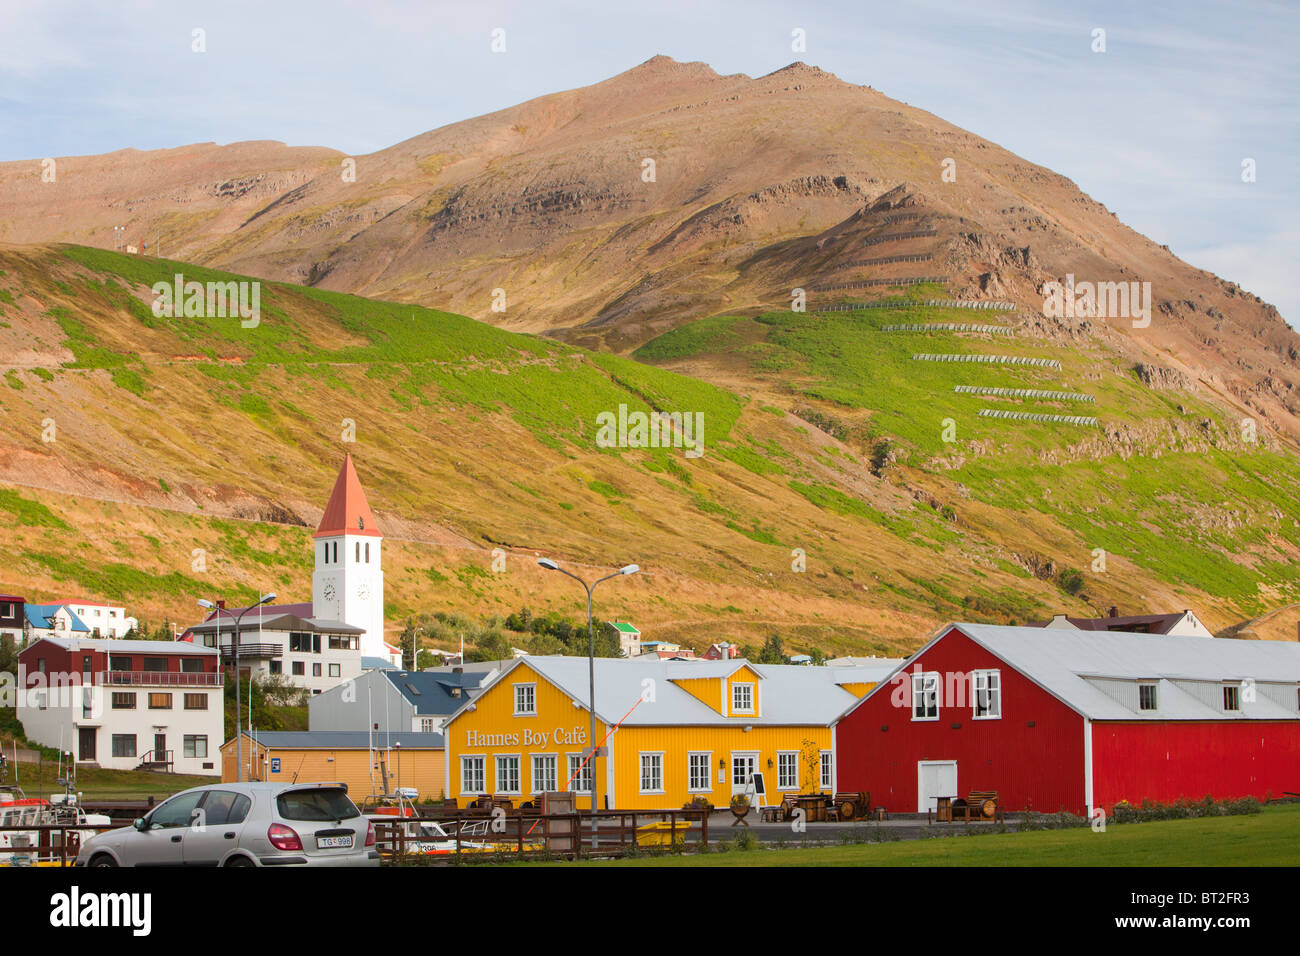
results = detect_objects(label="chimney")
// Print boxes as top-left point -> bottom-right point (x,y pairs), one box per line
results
216,600 -> 227,610
1107,606 -> 1118,618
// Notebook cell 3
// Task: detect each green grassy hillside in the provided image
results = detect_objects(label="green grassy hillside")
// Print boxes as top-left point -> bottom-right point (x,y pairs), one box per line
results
0,246 -> 1294,654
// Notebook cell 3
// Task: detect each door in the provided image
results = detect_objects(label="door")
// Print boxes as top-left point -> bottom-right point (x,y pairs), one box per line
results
154,733 -> 166,762
78,727 -> 97,761
127,790 -> 204,866
917,760 -> 958,812
183,790 -> 252,866
730,752 -> 758,797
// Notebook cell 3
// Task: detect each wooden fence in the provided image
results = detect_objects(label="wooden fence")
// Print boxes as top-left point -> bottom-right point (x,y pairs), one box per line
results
374,807 -> 711,865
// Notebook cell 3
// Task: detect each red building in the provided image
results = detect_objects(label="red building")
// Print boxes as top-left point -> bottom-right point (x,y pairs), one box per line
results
832,623 -> 1300,816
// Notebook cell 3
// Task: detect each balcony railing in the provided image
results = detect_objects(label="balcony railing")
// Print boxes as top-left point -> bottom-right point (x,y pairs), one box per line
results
99,670 -> 223,687
217,644 -> 283,661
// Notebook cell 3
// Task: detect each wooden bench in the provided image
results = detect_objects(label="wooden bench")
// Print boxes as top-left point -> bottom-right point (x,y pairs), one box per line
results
954,790 -> 1000,822
833,791 -> 870,821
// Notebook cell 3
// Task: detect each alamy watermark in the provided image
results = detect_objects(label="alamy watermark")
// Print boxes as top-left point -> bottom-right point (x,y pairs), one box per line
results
595,404 -> 704,458
1042,274 -> 1151,328
151,274 -> 260,328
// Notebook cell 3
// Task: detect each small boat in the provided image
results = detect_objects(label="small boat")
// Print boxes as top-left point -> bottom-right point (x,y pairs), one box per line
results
0,756 -> 112,867
405,819 -> 545,857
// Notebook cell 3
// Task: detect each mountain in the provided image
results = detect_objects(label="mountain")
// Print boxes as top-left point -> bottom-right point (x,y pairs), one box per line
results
2,56 -> 1295,440
1,57 -> 1299,651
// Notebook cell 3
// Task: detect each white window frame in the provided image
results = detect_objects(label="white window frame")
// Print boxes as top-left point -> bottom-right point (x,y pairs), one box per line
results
687,751 -> 713,793
531,753 -> 558,794
183,735 -> 208,759
1222,683 -> 1240,713
912,672 -> 939,720
513,682 -> 537,716
972,669 -> 1001,719
819,751 -> 833,791
776,751 -> 799,791
567,754 -> 592,793
639,752 -> 665,794
494,754 -> 521,794
461,755 -> 486,795
1138,682 -> 1158,712
731,682 -> 755,715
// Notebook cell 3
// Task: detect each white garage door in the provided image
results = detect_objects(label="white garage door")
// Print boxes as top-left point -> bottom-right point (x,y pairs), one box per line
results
917,760 -> 958,812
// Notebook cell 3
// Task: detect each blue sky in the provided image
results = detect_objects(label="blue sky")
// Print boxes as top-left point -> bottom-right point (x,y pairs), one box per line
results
1,0 -> 1295,323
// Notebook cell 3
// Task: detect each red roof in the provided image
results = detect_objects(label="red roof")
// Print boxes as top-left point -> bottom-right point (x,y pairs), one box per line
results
314,454 -> 381,539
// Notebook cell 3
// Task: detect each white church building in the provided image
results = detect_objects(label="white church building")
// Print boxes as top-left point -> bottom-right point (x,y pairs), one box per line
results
185,455 -> 398,694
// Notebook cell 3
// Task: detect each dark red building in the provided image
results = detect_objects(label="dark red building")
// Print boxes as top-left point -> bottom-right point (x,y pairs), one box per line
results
833,623 -> 1300,816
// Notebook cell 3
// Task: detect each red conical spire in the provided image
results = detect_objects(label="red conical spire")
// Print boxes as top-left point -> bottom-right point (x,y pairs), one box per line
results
314,454 -> 382,538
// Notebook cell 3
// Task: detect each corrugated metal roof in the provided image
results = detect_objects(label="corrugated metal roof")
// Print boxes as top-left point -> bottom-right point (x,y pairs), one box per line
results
25,604 -> 90,632
478,656 -> 904,727
315,454 -> 381,538
954,623 -> 1300,721
28,635 -> 217,654
244,730 -> 444,749
188,614 -> 363,635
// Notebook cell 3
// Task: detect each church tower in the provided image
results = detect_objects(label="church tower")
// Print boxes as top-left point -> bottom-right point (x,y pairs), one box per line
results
312,455 -> 385,659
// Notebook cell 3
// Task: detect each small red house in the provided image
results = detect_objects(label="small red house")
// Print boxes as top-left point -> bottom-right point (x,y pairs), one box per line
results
832,623 -> 1300,816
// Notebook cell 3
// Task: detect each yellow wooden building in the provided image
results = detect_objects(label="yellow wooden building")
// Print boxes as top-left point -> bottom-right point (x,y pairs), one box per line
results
220,731 -> 446,801
443,656 -> 899,810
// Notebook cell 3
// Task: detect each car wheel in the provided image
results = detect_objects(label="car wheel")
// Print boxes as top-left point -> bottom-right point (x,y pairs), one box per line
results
89,854 -> 118,868
224,855 -> 256,867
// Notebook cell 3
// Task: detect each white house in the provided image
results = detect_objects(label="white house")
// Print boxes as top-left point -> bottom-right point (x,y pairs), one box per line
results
17,637 -> 223,775
55,598 -> 137,638
24,604 -> 93,643
609,621 -> 640,657
186,613 -> 364,696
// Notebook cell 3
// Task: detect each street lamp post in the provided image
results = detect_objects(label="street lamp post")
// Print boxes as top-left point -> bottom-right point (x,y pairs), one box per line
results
199,592 -> 274,782
537,559 -> 638,814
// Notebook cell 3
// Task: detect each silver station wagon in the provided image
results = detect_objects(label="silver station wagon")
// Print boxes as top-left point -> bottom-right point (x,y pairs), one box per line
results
74,782 -> 380,867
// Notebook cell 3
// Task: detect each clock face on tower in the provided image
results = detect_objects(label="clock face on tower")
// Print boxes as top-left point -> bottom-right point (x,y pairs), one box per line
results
357,583 -> 371,600
322,581 -> 336,602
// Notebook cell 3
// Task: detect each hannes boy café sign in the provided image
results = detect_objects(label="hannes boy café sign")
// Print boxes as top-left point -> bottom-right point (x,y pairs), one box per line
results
464,727 -> 589,749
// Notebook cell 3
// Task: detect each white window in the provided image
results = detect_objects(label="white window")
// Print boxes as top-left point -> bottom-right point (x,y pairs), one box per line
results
1222,684 -> 1240,712
912,672 -> 939,720
461,756 -> 486,794
420,717 -> 436,733
1138,683 -> 1158,711
183,736 -> 208,759
639,753 -> 664,794
495,755 -> 521,793
567,754 -> 592,793
731,682 -> 754,714
973,669 -> 1001,719
820,751 -> 833,790
776,752 -> 798,790
514,683 -> 536,716
531,754 -> 558,794
687,752 -> 712,792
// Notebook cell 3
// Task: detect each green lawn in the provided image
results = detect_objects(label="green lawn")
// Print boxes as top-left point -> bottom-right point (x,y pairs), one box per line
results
9,762 -> 214,802
524,804 -> 1300,867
